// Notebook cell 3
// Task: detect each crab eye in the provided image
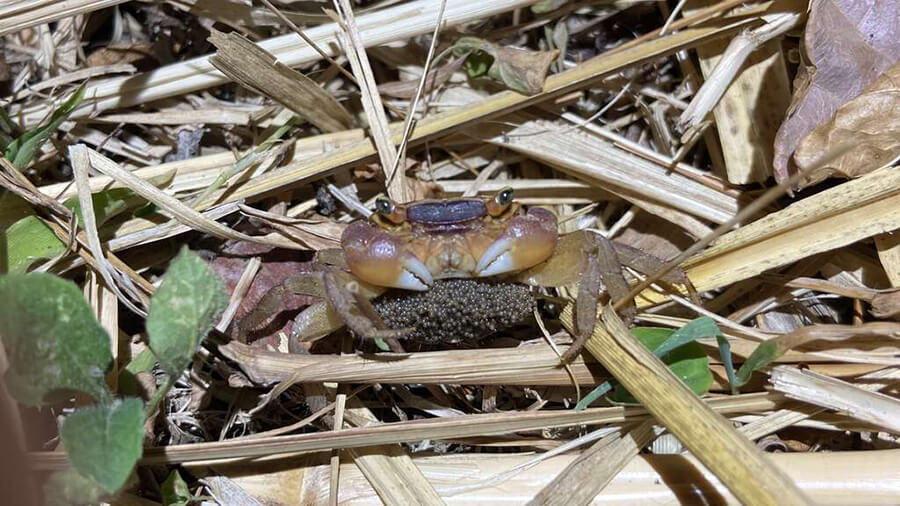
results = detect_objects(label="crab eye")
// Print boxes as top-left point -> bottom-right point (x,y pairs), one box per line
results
375,197 -> 395,215
495,187 -> 514,206
487,186 -> 515,216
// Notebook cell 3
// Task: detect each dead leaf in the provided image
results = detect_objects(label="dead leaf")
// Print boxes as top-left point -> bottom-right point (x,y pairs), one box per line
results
378,56 -> 465,99
452,37 -> 558,95
490,44 -> 559,95
871,288 -> 900,318
794,61 -> 900,184
207,29 -> 353,133
406,176 -> 441,201
86,42 -> 156,67
772,0 -> 900,183
209,244 -> 317,344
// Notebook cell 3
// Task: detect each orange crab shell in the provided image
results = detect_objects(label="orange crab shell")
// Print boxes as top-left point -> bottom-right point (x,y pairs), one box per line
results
340,194 -> 558,291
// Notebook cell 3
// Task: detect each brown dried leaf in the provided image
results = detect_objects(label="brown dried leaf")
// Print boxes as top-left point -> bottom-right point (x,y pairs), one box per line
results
489,44 -> 559,95
86,42 -> 156,67
871,288 -> 900,318
452,37 -> 558,95
377,56 -> 465,99
773,0 -> 900,183
207,29 -> 353,133
794,61 -> 900,184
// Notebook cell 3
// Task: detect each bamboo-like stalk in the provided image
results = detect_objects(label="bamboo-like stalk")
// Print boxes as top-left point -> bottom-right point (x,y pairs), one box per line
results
219,340 -> 884,388
343,404 -> 445,505
28,392 -> 781,469
563,305 -> 811,505
770,366 -> 900,434
685,165 -> 900,291
528,420 -> 659,506
11,0 -> 538,127
273,449 -> 900,505
0,0 -> 127,36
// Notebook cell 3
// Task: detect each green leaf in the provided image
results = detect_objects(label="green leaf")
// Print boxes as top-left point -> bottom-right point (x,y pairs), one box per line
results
735,340 -> 783,388
66,188 -> 136,230
715,332 -> 737,394
653,317 -> 720,358
2,215 -> 66,273
146,248 -> 227,376
6,84 -> 85,169
573,381 -> 612,411
576,322 -> 717,410
161,470 -> 192,506
464,51 -> 494,78
610,327 -> 713,403
44,468 -> 107,506
60,397 -> 144,494
1,189 -> 139,273
117,347 -> 157,398
0,273 -> 112,406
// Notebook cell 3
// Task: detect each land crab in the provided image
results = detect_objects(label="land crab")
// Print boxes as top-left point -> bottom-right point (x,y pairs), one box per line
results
241,188 -> 692,362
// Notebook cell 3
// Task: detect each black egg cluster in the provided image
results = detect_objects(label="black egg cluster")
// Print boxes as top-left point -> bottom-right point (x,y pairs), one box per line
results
372,279 -> 535,345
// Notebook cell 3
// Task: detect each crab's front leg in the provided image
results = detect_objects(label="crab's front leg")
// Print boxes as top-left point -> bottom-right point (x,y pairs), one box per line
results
321,270 -> 413,340
565,232 -> 636,363
239,255 -> 403,344
517,230 -> 637,364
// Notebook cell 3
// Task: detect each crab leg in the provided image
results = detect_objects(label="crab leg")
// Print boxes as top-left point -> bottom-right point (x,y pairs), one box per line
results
322,270 -> 414,340
560,233 -> 636,364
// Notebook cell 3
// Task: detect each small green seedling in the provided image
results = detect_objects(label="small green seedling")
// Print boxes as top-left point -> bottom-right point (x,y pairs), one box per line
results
0,248 -> 226,505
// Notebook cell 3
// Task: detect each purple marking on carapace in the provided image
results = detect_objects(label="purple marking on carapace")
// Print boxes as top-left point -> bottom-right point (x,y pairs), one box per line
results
406,200 -> 487,225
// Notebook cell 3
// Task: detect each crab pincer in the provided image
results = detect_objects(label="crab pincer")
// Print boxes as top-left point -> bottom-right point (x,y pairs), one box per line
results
341,220 -> 434,291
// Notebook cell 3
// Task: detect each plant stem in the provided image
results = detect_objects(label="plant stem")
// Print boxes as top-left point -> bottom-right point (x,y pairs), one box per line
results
145,374 -> 175,419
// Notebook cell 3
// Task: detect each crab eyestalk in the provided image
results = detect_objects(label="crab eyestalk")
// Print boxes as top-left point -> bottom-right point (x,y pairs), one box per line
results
476,207 -> 558,277
341,221 -> 434,291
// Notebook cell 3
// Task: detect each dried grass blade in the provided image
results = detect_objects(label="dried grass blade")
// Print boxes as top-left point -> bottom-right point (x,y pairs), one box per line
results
331,0 -> 406,202
208,29 -> 352,133
685,165 -> 900,291
69,145 -> 146,316
91,109 -> 254,126
344,404 -> 445,505
527,420 -> 659,506
27,393 -> 781,469
82,147 -> 266,244
484,115 -> 737,224
0,0 -> 127,36
770,366 -> 900,434
677,11 -> 802,132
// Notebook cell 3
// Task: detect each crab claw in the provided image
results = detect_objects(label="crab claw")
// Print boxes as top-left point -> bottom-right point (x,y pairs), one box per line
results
476,207 -> 558,277
341,221 -> 433,291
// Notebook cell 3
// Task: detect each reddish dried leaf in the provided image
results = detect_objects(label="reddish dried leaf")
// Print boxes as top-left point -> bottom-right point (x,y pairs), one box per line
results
209,244 -> 316,345
773,0 -> 900,183
794,61 -> 900,183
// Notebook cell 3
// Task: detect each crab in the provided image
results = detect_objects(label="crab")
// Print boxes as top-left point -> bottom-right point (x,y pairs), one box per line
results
241,188 -> 692,362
